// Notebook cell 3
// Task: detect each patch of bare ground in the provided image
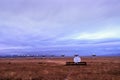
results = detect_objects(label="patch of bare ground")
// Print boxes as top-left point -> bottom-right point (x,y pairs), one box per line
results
0,57 -> 119,80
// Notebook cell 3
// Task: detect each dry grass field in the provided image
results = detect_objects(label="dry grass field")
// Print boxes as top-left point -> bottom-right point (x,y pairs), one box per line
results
0,57 -> 119,80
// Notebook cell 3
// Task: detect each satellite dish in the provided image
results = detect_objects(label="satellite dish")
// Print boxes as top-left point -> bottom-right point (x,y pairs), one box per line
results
73,55 -> 81,63
92,53 -> 96,57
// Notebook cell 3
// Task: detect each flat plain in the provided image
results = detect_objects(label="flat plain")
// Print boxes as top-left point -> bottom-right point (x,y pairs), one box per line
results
0,57 -> 119,80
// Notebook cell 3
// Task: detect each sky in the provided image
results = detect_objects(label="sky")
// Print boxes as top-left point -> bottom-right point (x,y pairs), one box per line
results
0,0 -> 120,55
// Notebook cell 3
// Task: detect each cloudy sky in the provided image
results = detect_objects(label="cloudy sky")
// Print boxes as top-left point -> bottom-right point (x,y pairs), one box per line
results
0,0 -> 120,50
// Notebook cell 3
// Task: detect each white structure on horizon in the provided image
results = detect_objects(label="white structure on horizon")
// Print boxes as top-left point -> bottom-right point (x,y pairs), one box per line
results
73,55 -> 81,63
92,53 -> 96,57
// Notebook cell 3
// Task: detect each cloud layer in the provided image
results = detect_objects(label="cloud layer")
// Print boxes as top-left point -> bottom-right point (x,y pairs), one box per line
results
0,0 -> 120,49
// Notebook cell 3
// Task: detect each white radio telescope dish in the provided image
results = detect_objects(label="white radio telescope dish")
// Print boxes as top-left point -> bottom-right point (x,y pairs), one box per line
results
73,55 -> 81,63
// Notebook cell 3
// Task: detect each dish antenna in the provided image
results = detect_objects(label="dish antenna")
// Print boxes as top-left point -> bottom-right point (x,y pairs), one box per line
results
73,55 -> 81,63
92,53 -> 96,57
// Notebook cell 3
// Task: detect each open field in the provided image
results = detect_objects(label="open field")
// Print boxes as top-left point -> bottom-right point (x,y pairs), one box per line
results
0,57 -> 120,80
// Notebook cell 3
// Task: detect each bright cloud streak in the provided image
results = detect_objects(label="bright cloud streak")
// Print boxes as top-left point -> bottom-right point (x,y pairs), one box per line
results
74,30 -> 119,40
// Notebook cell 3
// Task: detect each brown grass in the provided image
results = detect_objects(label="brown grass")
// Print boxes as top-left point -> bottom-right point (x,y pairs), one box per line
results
0,57 -> 119,80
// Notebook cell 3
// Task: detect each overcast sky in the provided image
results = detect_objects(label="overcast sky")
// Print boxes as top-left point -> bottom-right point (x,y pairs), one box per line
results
0,0 -> 120,49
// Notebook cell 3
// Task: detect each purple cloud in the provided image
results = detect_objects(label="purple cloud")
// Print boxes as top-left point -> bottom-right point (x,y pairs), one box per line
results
0,0 -> 120,49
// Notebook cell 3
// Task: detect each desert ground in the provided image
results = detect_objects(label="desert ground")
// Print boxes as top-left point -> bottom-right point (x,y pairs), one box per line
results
0,56 -> 119,80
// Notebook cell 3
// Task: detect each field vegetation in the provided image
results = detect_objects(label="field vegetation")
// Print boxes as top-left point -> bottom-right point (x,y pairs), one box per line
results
0,57 -> 119,80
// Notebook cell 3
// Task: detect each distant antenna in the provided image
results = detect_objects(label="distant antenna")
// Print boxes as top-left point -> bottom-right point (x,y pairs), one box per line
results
92,53 -> 96,58
61,54 -> 65,58
92,53 -> 96,57
42,55 -> 46,58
